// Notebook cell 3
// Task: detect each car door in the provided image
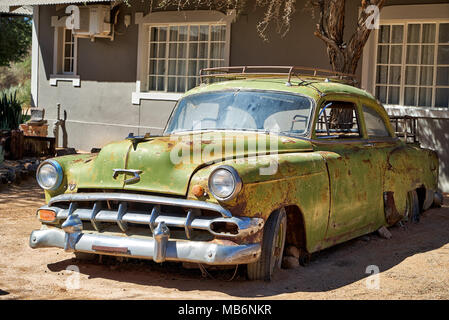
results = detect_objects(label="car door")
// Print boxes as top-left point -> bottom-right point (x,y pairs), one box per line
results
360,99 -> 406,224
312,97 -> 384,245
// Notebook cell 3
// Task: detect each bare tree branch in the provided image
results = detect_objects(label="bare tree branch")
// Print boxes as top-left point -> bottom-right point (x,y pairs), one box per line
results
152,0 -> 385,75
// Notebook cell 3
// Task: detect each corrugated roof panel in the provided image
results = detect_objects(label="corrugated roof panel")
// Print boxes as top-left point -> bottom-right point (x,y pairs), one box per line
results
0,5 -> 32,14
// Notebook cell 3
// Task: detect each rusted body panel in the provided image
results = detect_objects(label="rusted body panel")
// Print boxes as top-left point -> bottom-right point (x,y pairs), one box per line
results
384,145 -> 439,216
188,152 -> 330,251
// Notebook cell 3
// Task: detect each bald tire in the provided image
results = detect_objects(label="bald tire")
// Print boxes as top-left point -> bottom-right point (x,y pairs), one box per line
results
405,190 -> 420,223
247,208 -> 287,281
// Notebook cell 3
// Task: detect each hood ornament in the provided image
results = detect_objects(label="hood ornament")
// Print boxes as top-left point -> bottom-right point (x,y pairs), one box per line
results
113,169 -> 142,185
126,132 -> 152,150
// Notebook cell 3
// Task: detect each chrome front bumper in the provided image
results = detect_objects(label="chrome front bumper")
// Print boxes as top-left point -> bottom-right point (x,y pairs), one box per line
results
29,228 -> 261,265
30,228 -> 261,265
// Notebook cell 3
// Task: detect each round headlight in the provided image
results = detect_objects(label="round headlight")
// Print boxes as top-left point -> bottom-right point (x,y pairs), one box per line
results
208,166 -> 242,201
36,160 -> 63,190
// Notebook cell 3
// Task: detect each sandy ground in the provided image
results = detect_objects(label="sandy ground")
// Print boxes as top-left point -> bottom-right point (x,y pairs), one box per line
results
0,177 -> 448,300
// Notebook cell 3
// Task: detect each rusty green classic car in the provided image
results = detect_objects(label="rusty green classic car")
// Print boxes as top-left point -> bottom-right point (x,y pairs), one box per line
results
30,66 -> 441,281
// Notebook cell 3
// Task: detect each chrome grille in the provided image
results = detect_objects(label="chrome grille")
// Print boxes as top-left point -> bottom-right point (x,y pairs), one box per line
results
43,193 -> 264,239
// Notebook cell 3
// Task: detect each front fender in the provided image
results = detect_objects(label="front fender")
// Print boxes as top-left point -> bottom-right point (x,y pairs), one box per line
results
42,153 -> 98,202
187,152 -> 330,252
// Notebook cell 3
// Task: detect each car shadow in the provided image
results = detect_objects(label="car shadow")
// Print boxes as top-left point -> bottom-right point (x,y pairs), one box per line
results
46,196 -> 449,298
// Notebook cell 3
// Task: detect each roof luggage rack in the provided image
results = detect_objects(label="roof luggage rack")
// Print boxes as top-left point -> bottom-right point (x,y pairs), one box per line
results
199,66 -> 357,86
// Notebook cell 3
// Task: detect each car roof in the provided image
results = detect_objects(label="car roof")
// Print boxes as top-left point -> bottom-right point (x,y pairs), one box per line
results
184,77 -> 377,102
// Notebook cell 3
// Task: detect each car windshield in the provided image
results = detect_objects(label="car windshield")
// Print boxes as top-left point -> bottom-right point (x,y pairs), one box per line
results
164,90 -> 313,136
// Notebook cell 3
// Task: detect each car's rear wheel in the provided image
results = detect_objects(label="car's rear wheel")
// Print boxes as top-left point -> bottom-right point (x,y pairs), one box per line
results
404,190 -> 420,223
247,208 -> 287,281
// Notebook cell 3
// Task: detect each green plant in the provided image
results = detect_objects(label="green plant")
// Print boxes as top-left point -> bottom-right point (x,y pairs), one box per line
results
0,16 -> 32,67
0,89 -> 26,130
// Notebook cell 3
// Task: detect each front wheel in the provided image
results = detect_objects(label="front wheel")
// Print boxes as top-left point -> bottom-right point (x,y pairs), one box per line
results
247,208 -> 287,281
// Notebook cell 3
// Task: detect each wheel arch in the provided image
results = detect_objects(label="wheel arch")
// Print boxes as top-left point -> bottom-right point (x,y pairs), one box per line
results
283,205 -> 308,254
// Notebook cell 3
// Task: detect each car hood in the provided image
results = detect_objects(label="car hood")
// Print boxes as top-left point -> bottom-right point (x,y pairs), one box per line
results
75,132 -> 313,196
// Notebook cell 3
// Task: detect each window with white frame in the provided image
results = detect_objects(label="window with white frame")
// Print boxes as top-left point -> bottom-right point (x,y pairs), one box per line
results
51,23 -> 78,77
374,22 -> 449,108
147,23 -> 227,93
62,28 -> 76,74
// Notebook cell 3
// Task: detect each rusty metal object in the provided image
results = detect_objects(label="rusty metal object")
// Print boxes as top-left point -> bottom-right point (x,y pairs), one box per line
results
92,245 -> 129,254
383,191 -> 404,225
199,66 -> 356,86
53,103 -> 67,149
389,115 -> 419,144
29,74 -> 439,279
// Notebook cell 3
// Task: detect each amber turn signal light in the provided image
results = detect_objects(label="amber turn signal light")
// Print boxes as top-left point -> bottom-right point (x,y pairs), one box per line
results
192,185 -> 205,198
38,209 -> 56,222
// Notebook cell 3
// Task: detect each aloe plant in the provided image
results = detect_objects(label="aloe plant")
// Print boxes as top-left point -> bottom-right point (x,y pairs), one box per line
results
0,90 -> 26,130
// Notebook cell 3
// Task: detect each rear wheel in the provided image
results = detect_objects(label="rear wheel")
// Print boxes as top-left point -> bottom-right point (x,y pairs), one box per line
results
404,190 -> 420,223
247,208 -> 287,281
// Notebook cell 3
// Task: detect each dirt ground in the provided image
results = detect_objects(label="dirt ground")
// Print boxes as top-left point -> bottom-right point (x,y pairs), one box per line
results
0,177 -> 448,300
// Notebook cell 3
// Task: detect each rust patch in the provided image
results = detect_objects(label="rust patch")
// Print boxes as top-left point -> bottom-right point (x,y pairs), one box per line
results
384,191 -> 403,225
214,228 -> 263,245
281,138 -> 296,144
209,239 -> 238,246
92,245 -> 129,254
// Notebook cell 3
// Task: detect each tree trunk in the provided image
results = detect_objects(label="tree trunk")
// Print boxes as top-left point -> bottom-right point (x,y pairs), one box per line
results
313,0 -> 386,127
313,0 -> 386,75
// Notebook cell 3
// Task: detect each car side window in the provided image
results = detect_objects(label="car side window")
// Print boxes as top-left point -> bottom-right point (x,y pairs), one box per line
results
362,105 -> 391,138
315,101 -> 361,139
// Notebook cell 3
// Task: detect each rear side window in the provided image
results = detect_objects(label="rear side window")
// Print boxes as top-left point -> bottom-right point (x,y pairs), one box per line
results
362,105 -> 390,137
315,101 -> 361,139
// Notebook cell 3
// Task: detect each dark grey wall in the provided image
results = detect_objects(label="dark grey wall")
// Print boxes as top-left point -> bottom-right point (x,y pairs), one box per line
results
230,0 -> 362,78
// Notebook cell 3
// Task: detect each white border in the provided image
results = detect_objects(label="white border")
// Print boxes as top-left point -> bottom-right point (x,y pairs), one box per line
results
49,74 -> 80,87
50,15 -> 80,87
361,3 -> 449,112
31,5 -> 39,107
132,81 -> 182,104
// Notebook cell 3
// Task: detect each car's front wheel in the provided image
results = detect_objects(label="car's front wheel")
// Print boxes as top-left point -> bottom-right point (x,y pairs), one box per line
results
247,208 -> 287,281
